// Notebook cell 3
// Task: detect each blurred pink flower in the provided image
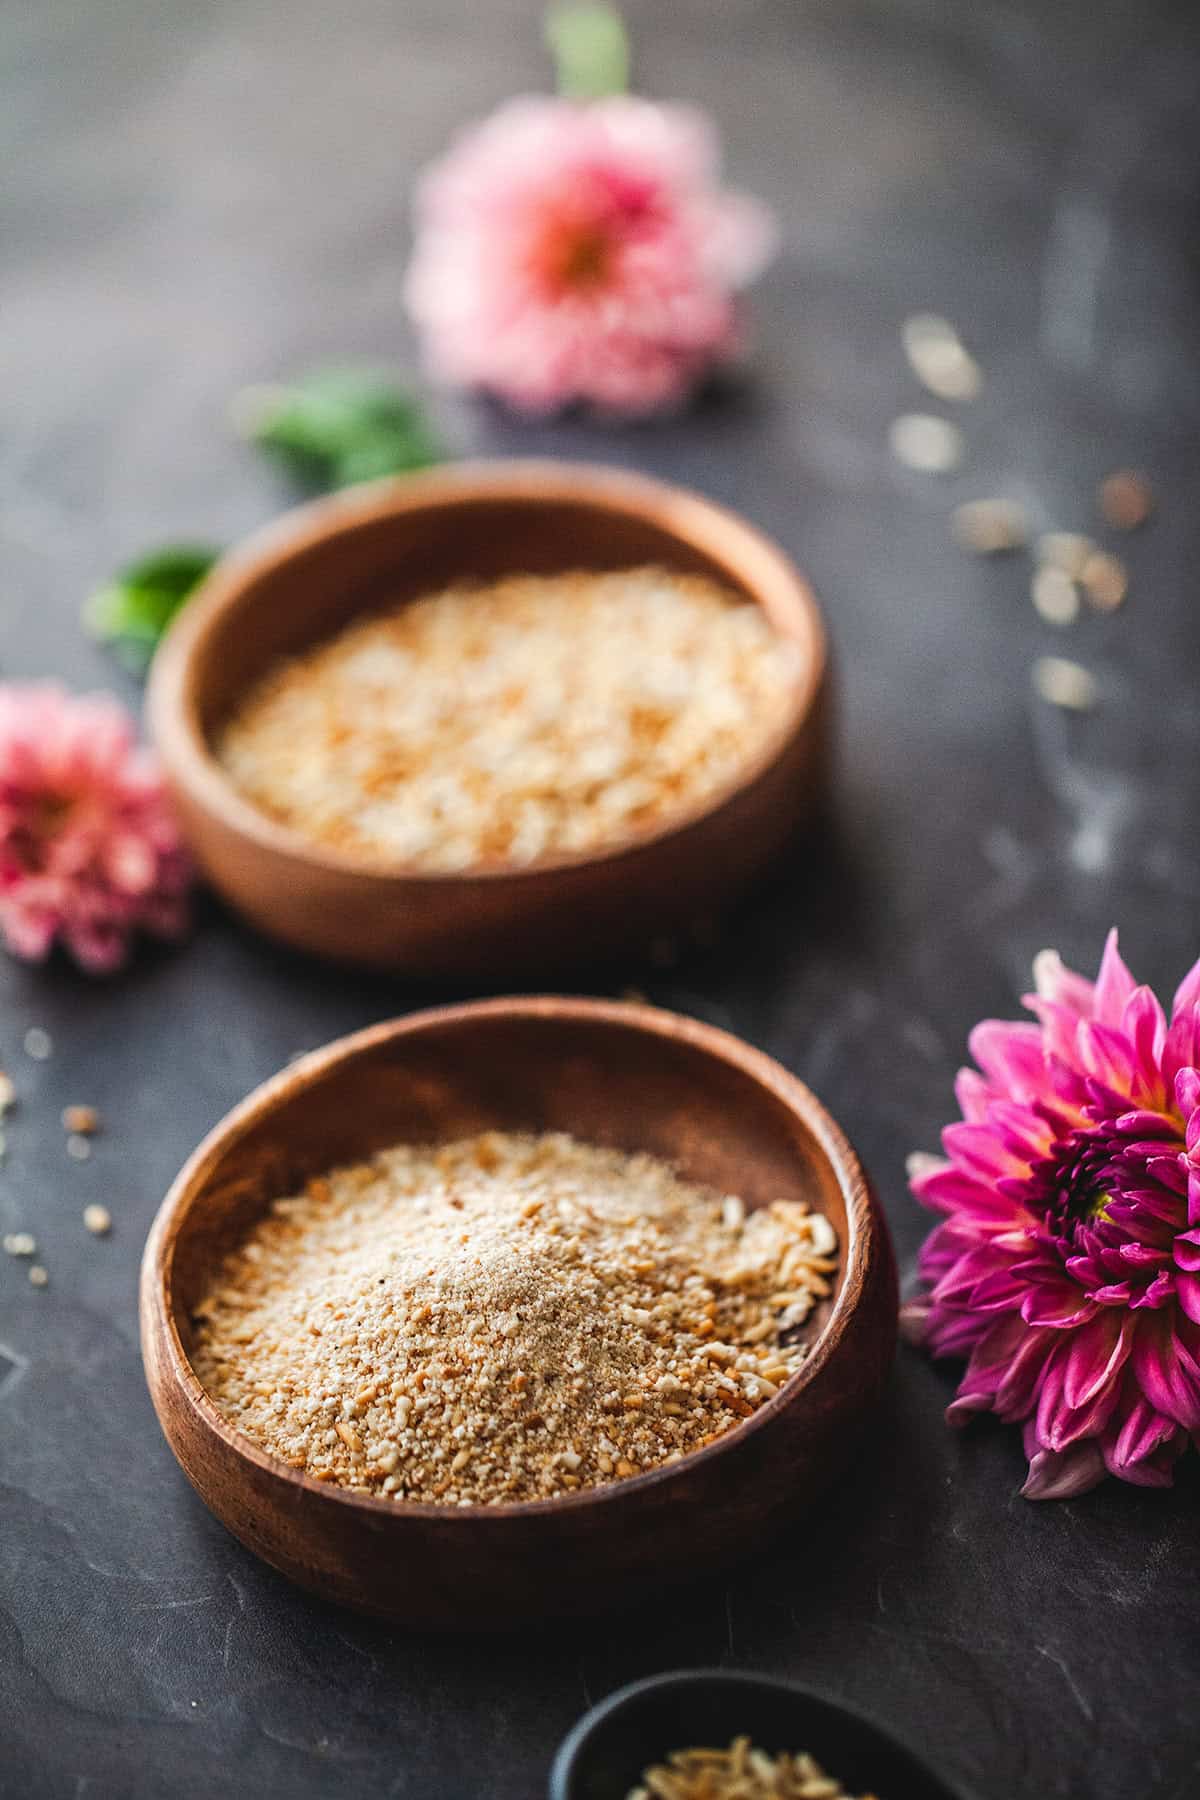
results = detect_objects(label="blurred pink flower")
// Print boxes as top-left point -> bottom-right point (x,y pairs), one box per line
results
904,932 -> 1200,1498
404,95 -> 777,415
0,683 -> 191,974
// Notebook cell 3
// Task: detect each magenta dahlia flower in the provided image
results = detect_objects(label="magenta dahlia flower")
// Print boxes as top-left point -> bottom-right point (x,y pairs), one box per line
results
0,683 -> 191,974
903,932 -> 1200,1498
403,95 -> 777,415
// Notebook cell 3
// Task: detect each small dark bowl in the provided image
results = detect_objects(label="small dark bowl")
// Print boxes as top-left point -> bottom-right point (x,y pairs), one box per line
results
550,1671 -> 971,1800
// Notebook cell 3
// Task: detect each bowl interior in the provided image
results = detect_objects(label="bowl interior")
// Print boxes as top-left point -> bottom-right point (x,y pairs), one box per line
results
185,476 -> 817,744
165,1007 -> 854,1382
550,1672 -> 967,1800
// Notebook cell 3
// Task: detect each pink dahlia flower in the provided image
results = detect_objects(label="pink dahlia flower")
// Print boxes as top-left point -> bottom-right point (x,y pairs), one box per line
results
904,932 -> 1200,1498
404,95 -> 777,414
0,683 -> 191,974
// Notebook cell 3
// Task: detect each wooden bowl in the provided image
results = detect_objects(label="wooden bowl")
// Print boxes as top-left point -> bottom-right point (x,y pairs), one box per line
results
146,461 -> 829,977
140,997 -> 896,1629
550,1671 -> 973,1800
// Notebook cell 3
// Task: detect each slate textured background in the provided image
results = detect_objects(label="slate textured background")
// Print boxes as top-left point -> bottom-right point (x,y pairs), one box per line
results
2,2 -> 1199,1795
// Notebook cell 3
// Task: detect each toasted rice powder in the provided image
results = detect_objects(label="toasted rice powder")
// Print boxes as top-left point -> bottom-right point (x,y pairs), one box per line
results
191,1131 -> 839,1506
215,567 -> 803,871
627,1738 -> 878,1800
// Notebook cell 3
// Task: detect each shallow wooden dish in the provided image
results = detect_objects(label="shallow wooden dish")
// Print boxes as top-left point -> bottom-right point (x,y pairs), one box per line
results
146,461 -> 829,977
140,998 -> 896,1629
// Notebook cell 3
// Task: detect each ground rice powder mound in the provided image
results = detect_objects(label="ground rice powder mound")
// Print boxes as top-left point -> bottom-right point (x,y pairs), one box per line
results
192,1131 -> 838,1505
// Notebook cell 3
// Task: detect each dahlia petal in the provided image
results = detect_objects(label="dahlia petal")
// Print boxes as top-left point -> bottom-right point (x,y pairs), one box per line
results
1024,996 -> 1090,1071
942,1120 -> 1028,1181
699,189 -> 778,288
1128,1270 -> 1174,1310
905,1151 -> 945,1184
1030,948 -> 1096,1018
945,1391 -> 993,1426
910,1163 -> 1016,1220
1103,1193 -> 1179,1238
986,1100 -> 1055,1166
64,920 -> 130,975
0,903 -> 57,963
898,1298 -> 931,1346
104,833 -> 157,894
1173,1228 -> 1200,1273
994,1327 -> 1057,1418
1132,1326 -> 1200,1430
1178,1068 -> 1200,1116
1118,1241 -> 1167,1266
1113,1109 -> 1178,1139
1175,1273 -> 1200,1324
1171,953 -> 1200,1021
954,1067 -> 993,1122
1108,1446 -> 1184,1487
967,1021 -> 1047,1103
952,1316 -> 1027,1410
1163,1012 -> 1200,1090
1032,1339 -> 1127,1450
1074,1020 -> 1136,1095
924,1305 -> 992,1359
969,1264 -> 1041,1312
931,1244 -> 1015,1308
1142,1154 -> 1188,1197
915,1217 -> 981,1284
1062,1313 -> 1133,1410
1121,985 -> 1168,1087
1021,1439 -> 1107,1500
946,1317 -> 1031,1422
1093,928 -> 1137,1026
1088,1280 -> 1133,1305
1020,1282 -> 1093,1329
1101,1394 -> 1184,1484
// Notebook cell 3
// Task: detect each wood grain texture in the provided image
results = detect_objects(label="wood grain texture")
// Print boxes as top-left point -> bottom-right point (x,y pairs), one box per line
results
140,998 -> 896,1628
146,462 -> 830,978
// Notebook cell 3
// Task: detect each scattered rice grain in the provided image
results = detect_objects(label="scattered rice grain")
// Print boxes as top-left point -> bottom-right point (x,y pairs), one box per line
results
1033,656 -> 1098,712
1031,565 -> 1080,626
952,499 -> 1026,555
901,313 -> 982,402
1098,470 -> 1153,531
62,1105 -> 100,1136
888,413 -> 963,473
1080,550 -> 1128,614
1037,533 -> 1094,579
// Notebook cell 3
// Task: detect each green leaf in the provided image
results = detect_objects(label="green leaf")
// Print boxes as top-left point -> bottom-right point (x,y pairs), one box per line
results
84,545 -> 220,674
232,370 -> 443,491
544,2 -> 630,99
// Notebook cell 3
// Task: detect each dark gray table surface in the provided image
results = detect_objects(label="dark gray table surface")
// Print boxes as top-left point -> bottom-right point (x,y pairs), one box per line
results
3,2 -> 1198,1795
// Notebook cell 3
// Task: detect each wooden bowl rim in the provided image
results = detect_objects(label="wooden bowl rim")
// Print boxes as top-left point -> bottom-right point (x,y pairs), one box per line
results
141,996 -> 874,1525
146,459 -> 828,885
